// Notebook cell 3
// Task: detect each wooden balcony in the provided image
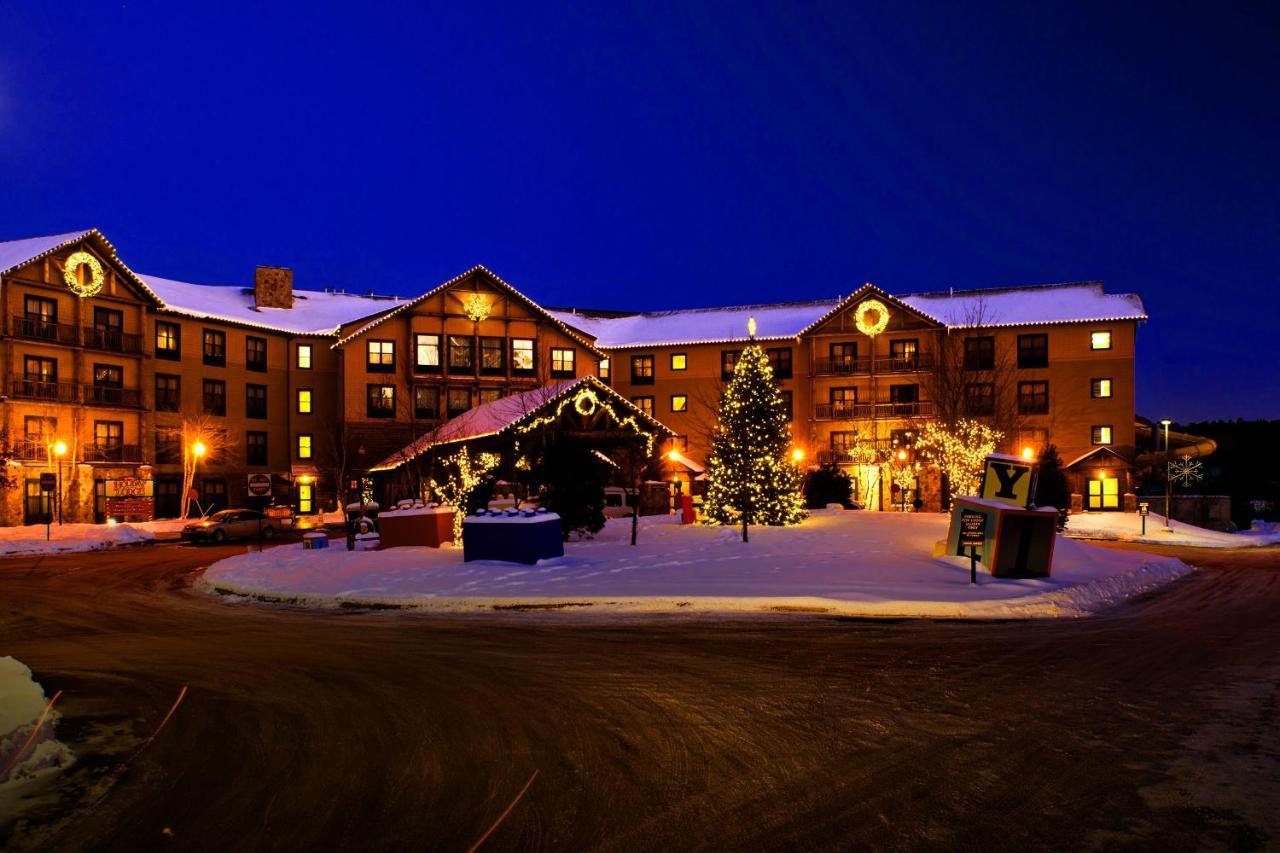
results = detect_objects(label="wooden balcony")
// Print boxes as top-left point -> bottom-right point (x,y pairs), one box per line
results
82,443 -> 144,463
12,439 -> 50,462
813,357 -> 871,376
84,384 -> 143,408
813,353 -> 935,376
814,401 -> 935,421
10,377 -> 80,403
10,315 -> 79,346
83,326 -> 144,355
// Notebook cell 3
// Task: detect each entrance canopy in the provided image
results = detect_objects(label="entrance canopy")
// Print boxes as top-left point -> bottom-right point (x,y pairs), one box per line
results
369,376 -> 674,473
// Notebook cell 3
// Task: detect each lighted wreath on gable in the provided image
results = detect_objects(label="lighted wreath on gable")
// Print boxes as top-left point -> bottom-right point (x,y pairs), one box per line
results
854,298 -> 889,337
64,251 -> 105,298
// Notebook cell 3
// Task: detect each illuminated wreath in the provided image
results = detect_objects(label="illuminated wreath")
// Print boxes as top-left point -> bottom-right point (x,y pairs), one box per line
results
64,251 -> 105,298
854,298 -> 889,336
573,390 -> 598,416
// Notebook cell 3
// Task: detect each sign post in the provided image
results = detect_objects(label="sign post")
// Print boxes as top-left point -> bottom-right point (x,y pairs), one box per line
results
1139,501 -> 1149,536
39,473 -> 56,541
959,508 -> 986,585
247,474 -> 273,551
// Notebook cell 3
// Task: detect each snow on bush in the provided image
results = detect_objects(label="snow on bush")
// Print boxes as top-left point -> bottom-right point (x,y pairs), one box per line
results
1065,512 -> 1280,548
0,657 -> 73,790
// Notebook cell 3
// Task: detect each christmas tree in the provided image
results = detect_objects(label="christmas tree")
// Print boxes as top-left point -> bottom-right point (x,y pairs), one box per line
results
703,343 -> 806,539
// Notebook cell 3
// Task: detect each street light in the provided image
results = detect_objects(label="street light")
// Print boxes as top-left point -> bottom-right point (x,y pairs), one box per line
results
791,447 -> 805,463
53,440 -> 68,522
1021,446 -> 1034,460
192,440 -> 207,459
1160,419 -> 1173,531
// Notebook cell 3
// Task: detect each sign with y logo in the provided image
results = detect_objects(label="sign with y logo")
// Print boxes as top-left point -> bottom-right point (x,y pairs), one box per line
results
979,454 -> 1038,508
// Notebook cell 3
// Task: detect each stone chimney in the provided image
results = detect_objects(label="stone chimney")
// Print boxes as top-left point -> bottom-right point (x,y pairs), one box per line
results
254,265 -> 294,309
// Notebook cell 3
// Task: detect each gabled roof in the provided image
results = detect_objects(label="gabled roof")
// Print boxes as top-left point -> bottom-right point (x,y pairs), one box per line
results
334,264 -> 604,355
795,282 -> 944,337
551,281 -> 1148,349
140,273 -> 403,336
1064,446 -> 1134,469
370,375 -> 673,472
0,229 -> 165,306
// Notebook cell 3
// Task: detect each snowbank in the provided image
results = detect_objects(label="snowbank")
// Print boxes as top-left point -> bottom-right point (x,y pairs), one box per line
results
0,658 -> 73,793
199,512 -> 1193,619
1065,512 -> 1280,548
0,522 -> 155,556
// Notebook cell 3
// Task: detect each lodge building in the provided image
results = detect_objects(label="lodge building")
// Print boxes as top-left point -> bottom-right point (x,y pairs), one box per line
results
0,229 -> 1147,525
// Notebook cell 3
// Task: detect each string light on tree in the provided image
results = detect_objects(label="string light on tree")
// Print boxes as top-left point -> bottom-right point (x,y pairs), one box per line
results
429,447 -> 501,542
914,419 -> 1003,498
703,334 -> 806,538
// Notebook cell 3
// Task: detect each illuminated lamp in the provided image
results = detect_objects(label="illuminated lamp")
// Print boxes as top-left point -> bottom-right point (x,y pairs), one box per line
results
896,449 -> 907,461
791,448 -> 805,463
53,440 -> 68,458
192,441 -> 207,459
668,449 -> 680,461
1022,446 -> 1034,460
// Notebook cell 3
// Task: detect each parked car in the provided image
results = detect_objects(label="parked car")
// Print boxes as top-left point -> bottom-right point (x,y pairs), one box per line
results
181,509 -> 282,544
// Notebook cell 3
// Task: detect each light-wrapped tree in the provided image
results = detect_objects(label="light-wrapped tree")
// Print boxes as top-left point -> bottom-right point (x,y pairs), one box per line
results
703,344 -> 806,540
914,419 -> 1002,502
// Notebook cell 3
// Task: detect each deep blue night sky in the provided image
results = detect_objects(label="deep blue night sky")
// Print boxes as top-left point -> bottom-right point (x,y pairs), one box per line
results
1,2 -> 1276,420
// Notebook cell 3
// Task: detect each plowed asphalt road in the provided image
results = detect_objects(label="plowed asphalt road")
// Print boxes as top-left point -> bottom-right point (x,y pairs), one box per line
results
2,539 -> 1278,851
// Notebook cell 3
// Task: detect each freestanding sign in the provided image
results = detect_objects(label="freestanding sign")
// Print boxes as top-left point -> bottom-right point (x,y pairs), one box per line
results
246,473 -> 273,498
105,478 -> 154,520
39,472 -> 56,492
959,508 -> 986,584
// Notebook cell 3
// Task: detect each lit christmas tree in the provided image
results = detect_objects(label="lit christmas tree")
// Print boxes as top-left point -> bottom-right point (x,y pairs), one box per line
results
703,340 -> 806,539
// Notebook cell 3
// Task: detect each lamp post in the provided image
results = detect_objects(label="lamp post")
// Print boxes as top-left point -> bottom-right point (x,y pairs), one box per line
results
53,440 -> 68,525
191,440 -> 206,517
1160,419 -> 1173,531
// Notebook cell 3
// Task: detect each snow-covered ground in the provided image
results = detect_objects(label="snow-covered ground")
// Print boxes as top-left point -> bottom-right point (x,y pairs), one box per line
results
0,657 -> 73,805
199,511 -> 1193,619
0,522 -> 156,556
1065,512 -> 1280,548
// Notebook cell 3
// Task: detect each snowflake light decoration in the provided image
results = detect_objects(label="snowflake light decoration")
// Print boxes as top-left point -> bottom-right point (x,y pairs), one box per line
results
1169,457 -> 1204,488
461,292 -> 491,322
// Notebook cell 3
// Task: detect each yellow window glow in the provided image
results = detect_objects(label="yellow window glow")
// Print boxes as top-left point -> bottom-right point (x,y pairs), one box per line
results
671,395 -> 688,412
297,434 -> 312,458
1090,331 -> 1112,350
297,343 -> 313,369
671,353 -> 687,371
297,389 -> 312,413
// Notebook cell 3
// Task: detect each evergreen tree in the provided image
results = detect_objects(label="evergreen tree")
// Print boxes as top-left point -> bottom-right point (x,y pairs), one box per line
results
1036,443 -> 1072,530
703,344 -> 806,538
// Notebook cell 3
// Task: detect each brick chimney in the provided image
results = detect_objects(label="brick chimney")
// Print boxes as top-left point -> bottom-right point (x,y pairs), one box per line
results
254,265 -> 294,309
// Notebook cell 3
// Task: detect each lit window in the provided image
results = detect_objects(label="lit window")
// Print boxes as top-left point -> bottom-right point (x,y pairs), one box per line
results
366,384 -> 396,418
631,396 -> 654,416
671,395 -> 688,412
367,340 -> 395,371
298,483 -> 313,514
551,347 -> 575,376
1091,378 -> 1112,398
1090,331 -> 1112,350
297,344 -> 312,369
297,388 -> 313,414
511,339 -> 534,372
599,358 -> 610,380
297,434 -> 313,459
671,353 -> 687,371
415,334 -> 440,371
1091,425 -> 1113,445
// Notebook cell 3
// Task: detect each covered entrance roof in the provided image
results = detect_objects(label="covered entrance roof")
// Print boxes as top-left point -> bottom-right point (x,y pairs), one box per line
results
369,376 -> 674,473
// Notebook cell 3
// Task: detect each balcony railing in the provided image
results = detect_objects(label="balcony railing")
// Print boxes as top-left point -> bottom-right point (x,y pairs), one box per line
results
10,315 -> 80,346
83,326 -> 144,355
84,384 -> 143,408
10,377 -> 80,403
876,352 -> 934,373
814,353 -> 935,375
82,443 -> 143,463
814,357 -> 871,376
814,400 -> 935,420
13,439 -> 50,462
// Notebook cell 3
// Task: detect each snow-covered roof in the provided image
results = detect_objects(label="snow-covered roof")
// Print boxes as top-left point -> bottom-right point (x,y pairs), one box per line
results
549,298 -> 839,348
370,375 -> 673,472
0,229 -> 165,304
553,282 -> 1147,349
335,264 -> 603,355
140,274 -> 399,336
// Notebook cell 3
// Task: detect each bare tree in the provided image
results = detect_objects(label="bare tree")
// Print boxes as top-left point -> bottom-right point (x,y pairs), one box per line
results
158,416 -> 234,519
